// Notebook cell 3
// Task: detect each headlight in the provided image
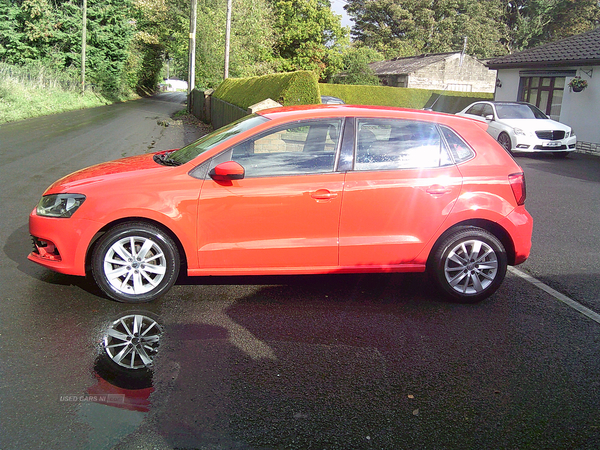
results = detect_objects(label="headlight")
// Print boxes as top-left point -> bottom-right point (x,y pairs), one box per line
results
36,194 -> 86,218
513,128 -> 526,136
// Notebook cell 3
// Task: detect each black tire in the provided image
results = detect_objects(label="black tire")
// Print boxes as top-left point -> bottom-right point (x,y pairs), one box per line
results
428,227 -> 507,303
91,222 -> 180,303
497,132 -> 513,154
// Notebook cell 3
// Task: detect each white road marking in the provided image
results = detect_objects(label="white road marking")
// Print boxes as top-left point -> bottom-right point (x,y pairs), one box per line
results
508,266 -> 600,325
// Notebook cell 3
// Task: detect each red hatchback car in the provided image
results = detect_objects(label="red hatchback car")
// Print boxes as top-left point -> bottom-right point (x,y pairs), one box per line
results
29,105 -> 532,303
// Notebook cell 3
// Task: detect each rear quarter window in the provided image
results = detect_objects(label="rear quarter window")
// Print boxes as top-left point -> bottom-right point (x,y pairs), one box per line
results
440,126 -> 475,163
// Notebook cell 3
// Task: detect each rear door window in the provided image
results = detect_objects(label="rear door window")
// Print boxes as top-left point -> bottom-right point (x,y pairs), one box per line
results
355,119 -> 452,171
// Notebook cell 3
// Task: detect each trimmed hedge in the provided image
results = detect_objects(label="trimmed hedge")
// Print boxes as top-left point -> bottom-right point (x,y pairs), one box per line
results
213,71 -> 321,109
319,83 -> 493,114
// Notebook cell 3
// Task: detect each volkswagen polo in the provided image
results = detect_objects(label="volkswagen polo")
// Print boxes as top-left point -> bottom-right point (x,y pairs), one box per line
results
29,105 -> 532,303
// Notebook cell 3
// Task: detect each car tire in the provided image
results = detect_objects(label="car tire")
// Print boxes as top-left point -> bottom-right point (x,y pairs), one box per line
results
497,132 -> 513,154
428,227 -> 507,303
91,222 -> 180,303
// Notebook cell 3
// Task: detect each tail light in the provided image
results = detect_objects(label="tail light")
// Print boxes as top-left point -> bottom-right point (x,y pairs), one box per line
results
508,172 -> 526,206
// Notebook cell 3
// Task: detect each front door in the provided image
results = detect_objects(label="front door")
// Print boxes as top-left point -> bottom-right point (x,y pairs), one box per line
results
196,119 -> 345,272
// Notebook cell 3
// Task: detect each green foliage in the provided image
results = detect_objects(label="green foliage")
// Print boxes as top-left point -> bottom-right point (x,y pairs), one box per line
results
0,61 -> 109,123
164,0 -> 276,90
271,0 -> 349,80
319,83 -> 492,113
345,0 -> 507,59
0,0 -> 137,98
213,71 -> 320,108
502,0 -> 600,52
330,46 -> 382,85
345,0 -> 600,58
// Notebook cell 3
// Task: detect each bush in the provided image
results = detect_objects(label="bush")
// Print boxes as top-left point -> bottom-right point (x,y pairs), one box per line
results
319,84 -> 493,113
213,71 -> 321,109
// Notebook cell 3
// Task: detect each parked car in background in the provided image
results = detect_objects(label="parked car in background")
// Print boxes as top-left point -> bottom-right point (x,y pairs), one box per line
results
320,96 -> 345,105
457,101 -> 576,157
29,105 -> 532,304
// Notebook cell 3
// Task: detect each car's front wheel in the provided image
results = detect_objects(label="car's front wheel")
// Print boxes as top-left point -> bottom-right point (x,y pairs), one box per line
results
428,227 -> 507,303
91,222 -> 180,303
497,132 -> 513,154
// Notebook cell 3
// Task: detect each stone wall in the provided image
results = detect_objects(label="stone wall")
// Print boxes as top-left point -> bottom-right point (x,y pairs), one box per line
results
408,54 -> 496,93
576,141 -> 600,156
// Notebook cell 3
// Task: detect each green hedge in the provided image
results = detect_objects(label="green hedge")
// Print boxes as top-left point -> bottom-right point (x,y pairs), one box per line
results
319,84 -> 493,114
213,71 -> 321,109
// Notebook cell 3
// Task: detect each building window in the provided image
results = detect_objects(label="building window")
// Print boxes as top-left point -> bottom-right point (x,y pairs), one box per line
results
447,83 -> 473,92
519,76 -> 565,120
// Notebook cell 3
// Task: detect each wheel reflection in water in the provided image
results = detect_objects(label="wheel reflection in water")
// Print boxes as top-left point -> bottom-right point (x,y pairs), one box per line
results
103,313 -> 163,370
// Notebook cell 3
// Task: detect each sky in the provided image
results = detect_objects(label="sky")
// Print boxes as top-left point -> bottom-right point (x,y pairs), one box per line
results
330,0 -> 354,29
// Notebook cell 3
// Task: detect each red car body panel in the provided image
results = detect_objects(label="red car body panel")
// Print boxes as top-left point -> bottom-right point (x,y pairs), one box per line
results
29,105 -> 532,281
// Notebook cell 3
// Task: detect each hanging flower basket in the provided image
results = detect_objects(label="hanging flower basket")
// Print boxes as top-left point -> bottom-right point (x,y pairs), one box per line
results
568,76 -> 588,92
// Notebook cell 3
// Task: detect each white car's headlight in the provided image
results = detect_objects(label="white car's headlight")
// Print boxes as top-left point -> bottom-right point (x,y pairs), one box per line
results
514,128 -> 527,136
36,194 -> 86,218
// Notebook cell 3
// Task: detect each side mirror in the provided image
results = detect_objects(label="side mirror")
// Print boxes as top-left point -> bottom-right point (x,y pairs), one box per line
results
209,161 -> 245,182
485,114 -> 494,121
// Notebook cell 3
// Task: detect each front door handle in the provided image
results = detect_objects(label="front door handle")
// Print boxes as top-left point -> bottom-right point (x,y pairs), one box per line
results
311,189 -> 338,201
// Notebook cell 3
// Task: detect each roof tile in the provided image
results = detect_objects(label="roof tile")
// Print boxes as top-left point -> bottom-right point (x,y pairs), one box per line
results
488,27 -> 600,68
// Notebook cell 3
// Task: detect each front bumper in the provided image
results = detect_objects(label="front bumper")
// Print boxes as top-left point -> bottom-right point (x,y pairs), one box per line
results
28,209 -> 103,276
513,134 -> 577,153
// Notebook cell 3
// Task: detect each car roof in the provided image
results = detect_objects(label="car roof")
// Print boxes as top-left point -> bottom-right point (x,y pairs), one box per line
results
470,101 -> 532,106
256,104 -> 486,131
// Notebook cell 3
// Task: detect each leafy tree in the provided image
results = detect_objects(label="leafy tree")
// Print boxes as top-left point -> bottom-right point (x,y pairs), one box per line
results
345,0 -> 506,59
502,0 -> 600,52
271,0 -> 349,80
330,45 -> 382,85
163,0 -> 276,89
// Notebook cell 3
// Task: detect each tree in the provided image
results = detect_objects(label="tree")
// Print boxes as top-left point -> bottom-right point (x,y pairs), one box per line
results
330,45 -> 382,85
345,0 -> 507,59
502,0 -> 600,52
271,0 -> 349,80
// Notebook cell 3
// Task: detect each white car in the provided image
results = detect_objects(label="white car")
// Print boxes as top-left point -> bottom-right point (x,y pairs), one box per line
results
457,101 -> 576,157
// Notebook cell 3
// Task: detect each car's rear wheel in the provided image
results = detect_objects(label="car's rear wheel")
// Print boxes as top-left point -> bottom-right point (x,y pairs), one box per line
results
91,222 -> 180,303
497,132 -> 513,154
429,227 -> 507,303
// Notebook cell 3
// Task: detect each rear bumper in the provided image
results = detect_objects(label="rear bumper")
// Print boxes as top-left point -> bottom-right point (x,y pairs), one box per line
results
498,206 -> 533,265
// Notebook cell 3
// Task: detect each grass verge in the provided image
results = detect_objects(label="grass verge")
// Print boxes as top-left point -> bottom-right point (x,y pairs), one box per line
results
0,63 -> 137,124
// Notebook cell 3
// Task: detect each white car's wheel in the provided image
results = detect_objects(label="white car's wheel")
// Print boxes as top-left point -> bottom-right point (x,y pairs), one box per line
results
497,132 -> 513,154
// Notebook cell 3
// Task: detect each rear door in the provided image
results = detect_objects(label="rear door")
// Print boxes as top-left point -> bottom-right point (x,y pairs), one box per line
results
339,118 -> 463,267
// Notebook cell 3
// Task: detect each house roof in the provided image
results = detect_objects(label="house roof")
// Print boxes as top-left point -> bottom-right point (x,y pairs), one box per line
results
487,27 -> 600,69
369,52 -> 463,75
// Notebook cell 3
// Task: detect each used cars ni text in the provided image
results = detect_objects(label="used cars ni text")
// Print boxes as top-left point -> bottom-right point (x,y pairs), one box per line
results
29,105 -> 532,304
457,101 -> 576,157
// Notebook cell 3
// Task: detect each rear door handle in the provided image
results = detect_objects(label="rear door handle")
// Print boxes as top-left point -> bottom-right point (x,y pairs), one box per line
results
426,185 -> 452,195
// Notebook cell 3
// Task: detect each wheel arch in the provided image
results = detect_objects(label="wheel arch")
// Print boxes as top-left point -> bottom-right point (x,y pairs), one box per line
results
428,219 -> 517,267
85,217 -> 189,274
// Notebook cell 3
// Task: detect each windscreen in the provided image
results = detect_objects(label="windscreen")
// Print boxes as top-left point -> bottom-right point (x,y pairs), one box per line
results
495,104 -> 548,120
168,114 -> 269,165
